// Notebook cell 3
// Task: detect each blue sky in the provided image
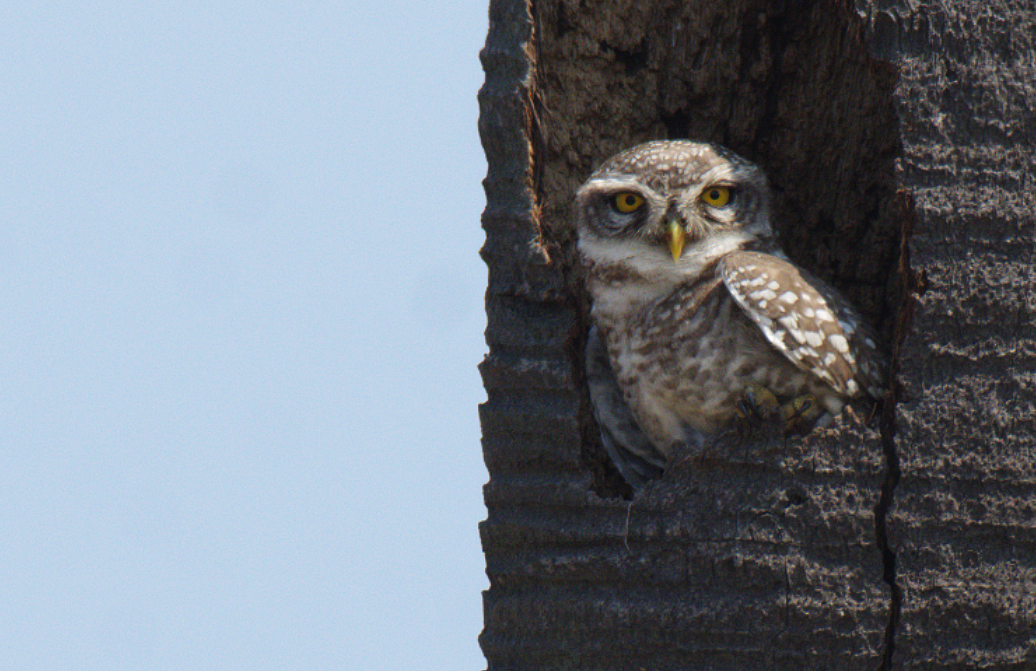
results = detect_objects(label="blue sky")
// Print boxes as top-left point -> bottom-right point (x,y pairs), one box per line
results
1,2 -> 489,669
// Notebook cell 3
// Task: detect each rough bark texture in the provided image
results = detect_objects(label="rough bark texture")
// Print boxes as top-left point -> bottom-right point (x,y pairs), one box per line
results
478,0 -> 1036,669
876,2 -> 1036,669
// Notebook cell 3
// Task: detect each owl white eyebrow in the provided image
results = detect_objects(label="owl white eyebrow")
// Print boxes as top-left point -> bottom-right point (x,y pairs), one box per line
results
698,164 -> 738,185
584,176 -> 649,190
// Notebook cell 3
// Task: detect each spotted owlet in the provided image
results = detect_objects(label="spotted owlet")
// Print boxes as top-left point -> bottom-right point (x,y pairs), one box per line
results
576,140 -> 887,487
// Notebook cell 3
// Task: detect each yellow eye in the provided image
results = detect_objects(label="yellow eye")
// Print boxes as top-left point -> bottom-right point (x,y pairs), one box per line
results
701,186 -> 732,207
612,192 -> 644,213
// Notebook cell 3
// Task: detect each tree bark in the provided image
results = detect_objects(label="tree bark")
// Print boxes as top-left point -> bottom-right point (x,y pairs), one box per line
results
478,1 -> 1036,669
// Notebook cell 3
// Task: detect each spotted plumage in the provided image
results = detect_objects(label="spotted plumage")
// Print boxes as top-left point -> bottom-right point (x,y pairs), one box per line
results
576,140 -> 887,487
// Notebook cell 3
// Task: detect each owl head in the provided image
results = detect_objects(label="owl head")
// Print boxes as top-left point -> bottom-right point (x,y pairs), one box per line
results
575,141 -> 776,283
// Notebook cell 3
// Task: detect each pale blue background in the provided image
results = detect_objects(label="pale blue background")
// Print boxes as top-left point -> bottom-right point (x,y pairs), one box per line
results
1,2 -> 489,669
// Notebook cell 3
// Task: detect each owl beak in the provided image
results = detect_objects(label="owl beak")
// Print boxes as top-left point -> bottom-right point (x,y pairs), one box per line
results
667,220 -> 686,262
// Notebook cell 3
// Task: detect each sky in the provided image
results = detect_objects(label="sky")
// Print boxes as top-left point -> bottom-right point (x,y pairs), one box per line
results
0,2 -> 490,669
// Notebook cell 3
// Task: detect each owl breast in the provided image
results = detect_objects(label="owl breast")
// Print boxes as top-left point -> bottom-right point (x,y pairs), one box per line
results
597,273 -> 841,456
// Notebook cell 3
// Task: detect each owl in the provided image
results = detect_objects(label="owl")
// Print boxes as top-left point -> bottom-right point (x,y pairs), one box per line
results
576,140 -> 887,487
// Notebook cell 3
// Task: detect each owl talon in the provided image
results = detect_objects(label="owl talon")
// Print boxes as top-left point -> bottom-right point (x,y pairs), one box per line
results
737,385 -> 822,436
779,393 -> 823,435
736,383 -> 781,424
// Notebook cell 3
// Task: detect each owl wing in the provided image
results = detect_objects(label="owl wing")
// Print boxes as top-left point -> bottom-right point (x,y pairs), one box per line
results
719,250 -> 886,399
585,325 -> 666,488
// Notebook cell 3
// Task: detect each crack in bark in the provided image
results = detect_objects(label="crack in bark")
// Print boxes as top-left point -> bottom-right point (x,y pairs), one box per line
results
874,191 -> 918,671
875,391 -> 902,671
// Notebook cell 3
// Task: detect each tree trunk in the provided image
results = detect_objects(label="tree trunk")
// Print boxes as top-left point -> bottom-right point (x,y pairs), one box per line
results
477,1 -> 1036,669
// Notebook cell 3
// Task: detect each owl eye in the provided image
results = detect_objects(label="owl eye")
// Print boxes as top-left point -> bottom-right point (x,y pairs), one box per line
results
701,186 -> 733,207
612,192 -> 645,213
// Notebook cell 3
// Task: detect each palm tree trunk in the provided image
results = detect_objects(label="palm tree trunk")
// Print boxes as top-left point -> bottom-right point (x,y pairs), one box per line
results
478,1 -> 1036,668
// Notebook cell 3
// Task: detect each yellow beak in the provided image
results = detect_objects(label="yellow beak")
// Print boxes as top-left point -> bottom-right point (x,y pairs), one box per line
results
667,219 -> 686,262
